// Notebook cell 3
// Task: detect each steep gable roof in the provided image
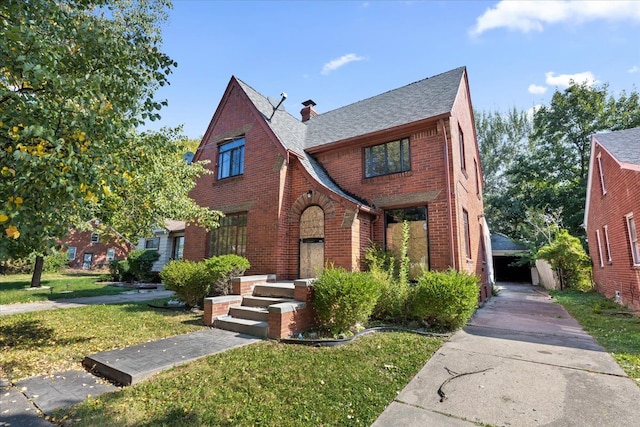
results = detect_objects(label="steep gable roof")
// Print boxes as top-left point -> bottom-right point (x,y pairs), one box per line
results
593,127 -> 640,166
233,67 -> 467,210
304,67 -> 465,148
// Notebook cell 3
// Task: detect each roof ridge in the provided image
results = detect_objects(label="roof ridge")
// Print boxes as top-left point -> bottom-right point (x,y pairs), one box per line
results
234,76 -> 303,124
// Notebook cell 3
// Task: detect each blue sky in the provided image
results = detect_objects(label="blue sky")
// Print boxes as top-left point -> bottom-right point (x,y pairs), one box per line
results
148,0 -> 640,139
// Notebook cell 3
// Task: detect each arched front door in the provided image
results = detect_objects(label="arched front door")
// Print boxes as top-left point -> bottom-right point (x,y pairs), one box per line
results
299,205 -> 324,278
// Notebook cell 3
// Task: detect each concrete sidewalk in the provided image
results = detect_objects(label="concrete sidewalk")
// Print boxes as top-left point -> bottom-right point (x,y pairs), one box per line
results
372,283 -> 640,427
0,288 -> 175,316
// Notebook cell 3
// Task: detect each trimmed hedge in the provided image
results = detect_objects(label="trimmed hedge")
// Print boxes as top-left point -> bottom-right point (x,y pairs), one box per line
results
127,249 -> 160,282
410,269 -> 479,330
313,267 -> 381,336
160,255 -> 250,308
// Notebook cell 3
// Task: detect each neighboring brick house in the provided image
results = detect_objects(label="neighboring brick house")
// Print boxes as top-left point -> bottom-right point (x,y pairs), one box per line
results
186,66 -> 491,301
584,127 -> 640,310
136,220 -> 185,272
61,222 -> 134,270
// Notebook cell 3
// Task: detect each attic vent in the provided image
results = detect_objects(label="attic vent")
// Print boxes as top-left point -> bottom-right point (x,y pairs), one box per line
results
301,99 -> 318,122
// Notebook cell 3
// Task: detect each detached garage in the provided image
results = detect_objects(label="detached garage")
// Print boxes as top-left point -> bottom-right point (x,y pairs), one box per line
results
491,233 -> 531,283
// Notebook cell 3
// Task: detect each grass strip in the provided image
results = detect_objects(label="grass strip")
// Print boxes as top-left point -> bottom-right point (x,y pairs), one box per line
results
54,332 -> 442,426
0,273 -> 129,304
0,299 -> 204,380
551,289 -> 640,385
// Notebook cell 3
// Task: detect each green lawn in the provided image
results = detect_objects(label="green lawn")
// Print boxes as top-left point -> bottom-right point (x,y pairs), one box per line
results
0,272 -> 129,304
0,299 -> 204,380
53,332 -> 442,427
551,290 -> 640,385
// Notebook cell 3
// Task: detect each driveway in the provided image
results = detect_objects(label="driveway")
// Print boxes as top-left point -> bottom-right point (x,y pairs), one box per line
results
373,283 -> 640,426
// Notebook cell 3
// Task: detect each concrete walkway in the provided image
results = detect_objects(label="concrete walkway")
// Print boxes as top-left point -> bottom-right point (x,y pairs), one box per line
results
0,288 -> 175,316
372,283 -> 640,427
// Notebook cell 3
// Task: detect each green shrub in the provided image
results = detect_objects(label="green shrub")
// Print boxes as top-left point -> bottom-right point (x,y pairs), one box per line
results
313,267 -> 381,335
108,259 -> 133,282
127,249 -> 160,282
410,269 -> 479,330
160,260 -> 211,308
537,229 -> 592,292
369,265 -> 410,322
364,243 -> 397,279
42,251 -> 68,273
204,254 -> 250,296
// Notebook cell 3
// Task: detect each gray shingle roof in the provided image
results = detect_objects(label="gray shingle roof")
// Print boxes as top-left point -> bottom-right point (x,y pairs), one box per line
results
594,127 -> 640,165
491,233 -> 528,253
304,67 -> 465,148
235,67 -> 465,208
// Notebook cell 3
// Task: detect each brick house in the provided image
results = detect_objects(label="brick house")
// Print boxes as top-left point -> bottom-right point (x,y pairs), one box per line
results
62,222 -> 134,270
186,66 -> 491,302
584,127 -> 640,310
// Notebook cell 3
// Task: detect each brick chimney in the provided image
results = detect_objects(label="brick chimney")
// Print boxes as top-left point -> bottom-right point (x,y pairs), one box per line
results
300,99 -> 318,122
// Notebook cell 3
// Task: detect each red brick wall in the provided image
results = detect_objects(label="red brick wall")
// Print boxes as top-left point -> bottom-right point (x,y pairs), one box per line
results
61,228 -> 133,270
586,142 -> 640,310
184,83 -> 288,276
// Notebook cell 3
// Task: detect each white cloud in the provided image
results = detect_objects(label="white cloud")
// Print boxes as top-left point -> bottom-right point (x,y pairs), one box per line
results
471,0 -> 640,36
528,84 -> 547,95
545,71 -> 598,87
629,65 -> 639,74
321,53 -> 365,75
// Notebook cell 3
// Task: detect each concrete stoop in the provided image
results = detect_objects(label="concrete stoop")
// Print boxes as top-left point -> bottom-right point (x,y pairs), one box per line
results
213,279 -> 298,338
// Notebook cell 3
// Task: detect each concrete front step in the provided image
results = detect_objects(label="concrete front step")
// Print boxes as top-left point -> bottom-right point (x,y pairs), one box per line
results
229,305 -> 268,322
242,296 -> 295,308
215,315 -> 268,338
253,282 -> 295,299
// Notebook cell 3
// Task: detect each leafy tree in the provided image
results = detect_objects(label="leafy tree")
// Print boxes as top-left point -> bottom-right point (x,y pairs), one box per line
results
475,108 -> 532,237
537,229 -> 592,291
480,83 -> 640,243
0,0 -> 218,286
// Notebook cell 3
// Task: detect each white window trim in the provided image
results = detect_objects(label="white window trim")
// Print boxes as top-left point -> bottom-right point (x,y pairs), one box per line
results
626,213 -> 640,266
145,237 -> 160,250
67,247 -> 77,261
90,232 -> 99,243
597,152 -> 606,195
106,248 -> 116,261
595,229 -> 604,268
603,225 -> 612,263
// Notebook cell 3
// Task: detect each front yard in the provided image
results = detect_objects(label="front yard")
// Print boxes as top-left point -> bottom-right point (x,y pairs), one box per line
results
552,289 -> 640,385
0,272 -> 129,304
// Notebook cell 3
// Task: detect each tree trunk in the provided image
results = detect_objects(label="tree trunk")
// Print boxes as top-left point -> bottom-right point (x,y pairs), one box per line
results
31,255 -> 44,288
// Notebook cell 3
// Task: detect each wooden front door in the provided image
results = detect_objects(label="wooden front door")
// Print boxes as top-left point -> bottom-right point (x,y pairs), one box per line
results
299,206 -> 324,279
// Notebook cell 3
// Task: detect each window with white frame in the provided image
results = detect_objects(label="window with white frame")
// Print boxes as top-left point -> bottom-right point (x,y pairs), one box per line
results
90,232 -> 99,243
462,209 -> 471,260
603,225 -> 612,263
106,248 -> 116,261
626,214 -> 640,266
67,247 -> 77,261
595,229 -> 604,268
597,152 -> 606,195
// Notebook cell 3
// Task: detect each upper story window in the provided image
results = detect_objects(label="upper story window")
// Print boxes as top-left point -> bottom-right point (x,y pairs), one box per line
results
626,213 -> 640,266
459,125 -> 466,171
217,138 -> 245,180
603,225 -> 612,263
90,233 -> 99,243
595,229 -> 604,268
597,152 -> 606,195
145,237 -> 160,250
364,137 -> 410,178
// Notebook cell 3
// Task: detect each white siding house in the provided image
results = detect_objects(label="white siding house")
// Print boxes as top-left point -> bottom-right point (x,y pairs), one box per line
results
137,220 -> 185,272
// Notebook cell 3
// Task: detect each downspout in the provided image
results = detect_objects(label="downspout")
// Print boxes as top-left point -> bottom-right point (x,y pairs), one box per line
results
439,119 -> 456,270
